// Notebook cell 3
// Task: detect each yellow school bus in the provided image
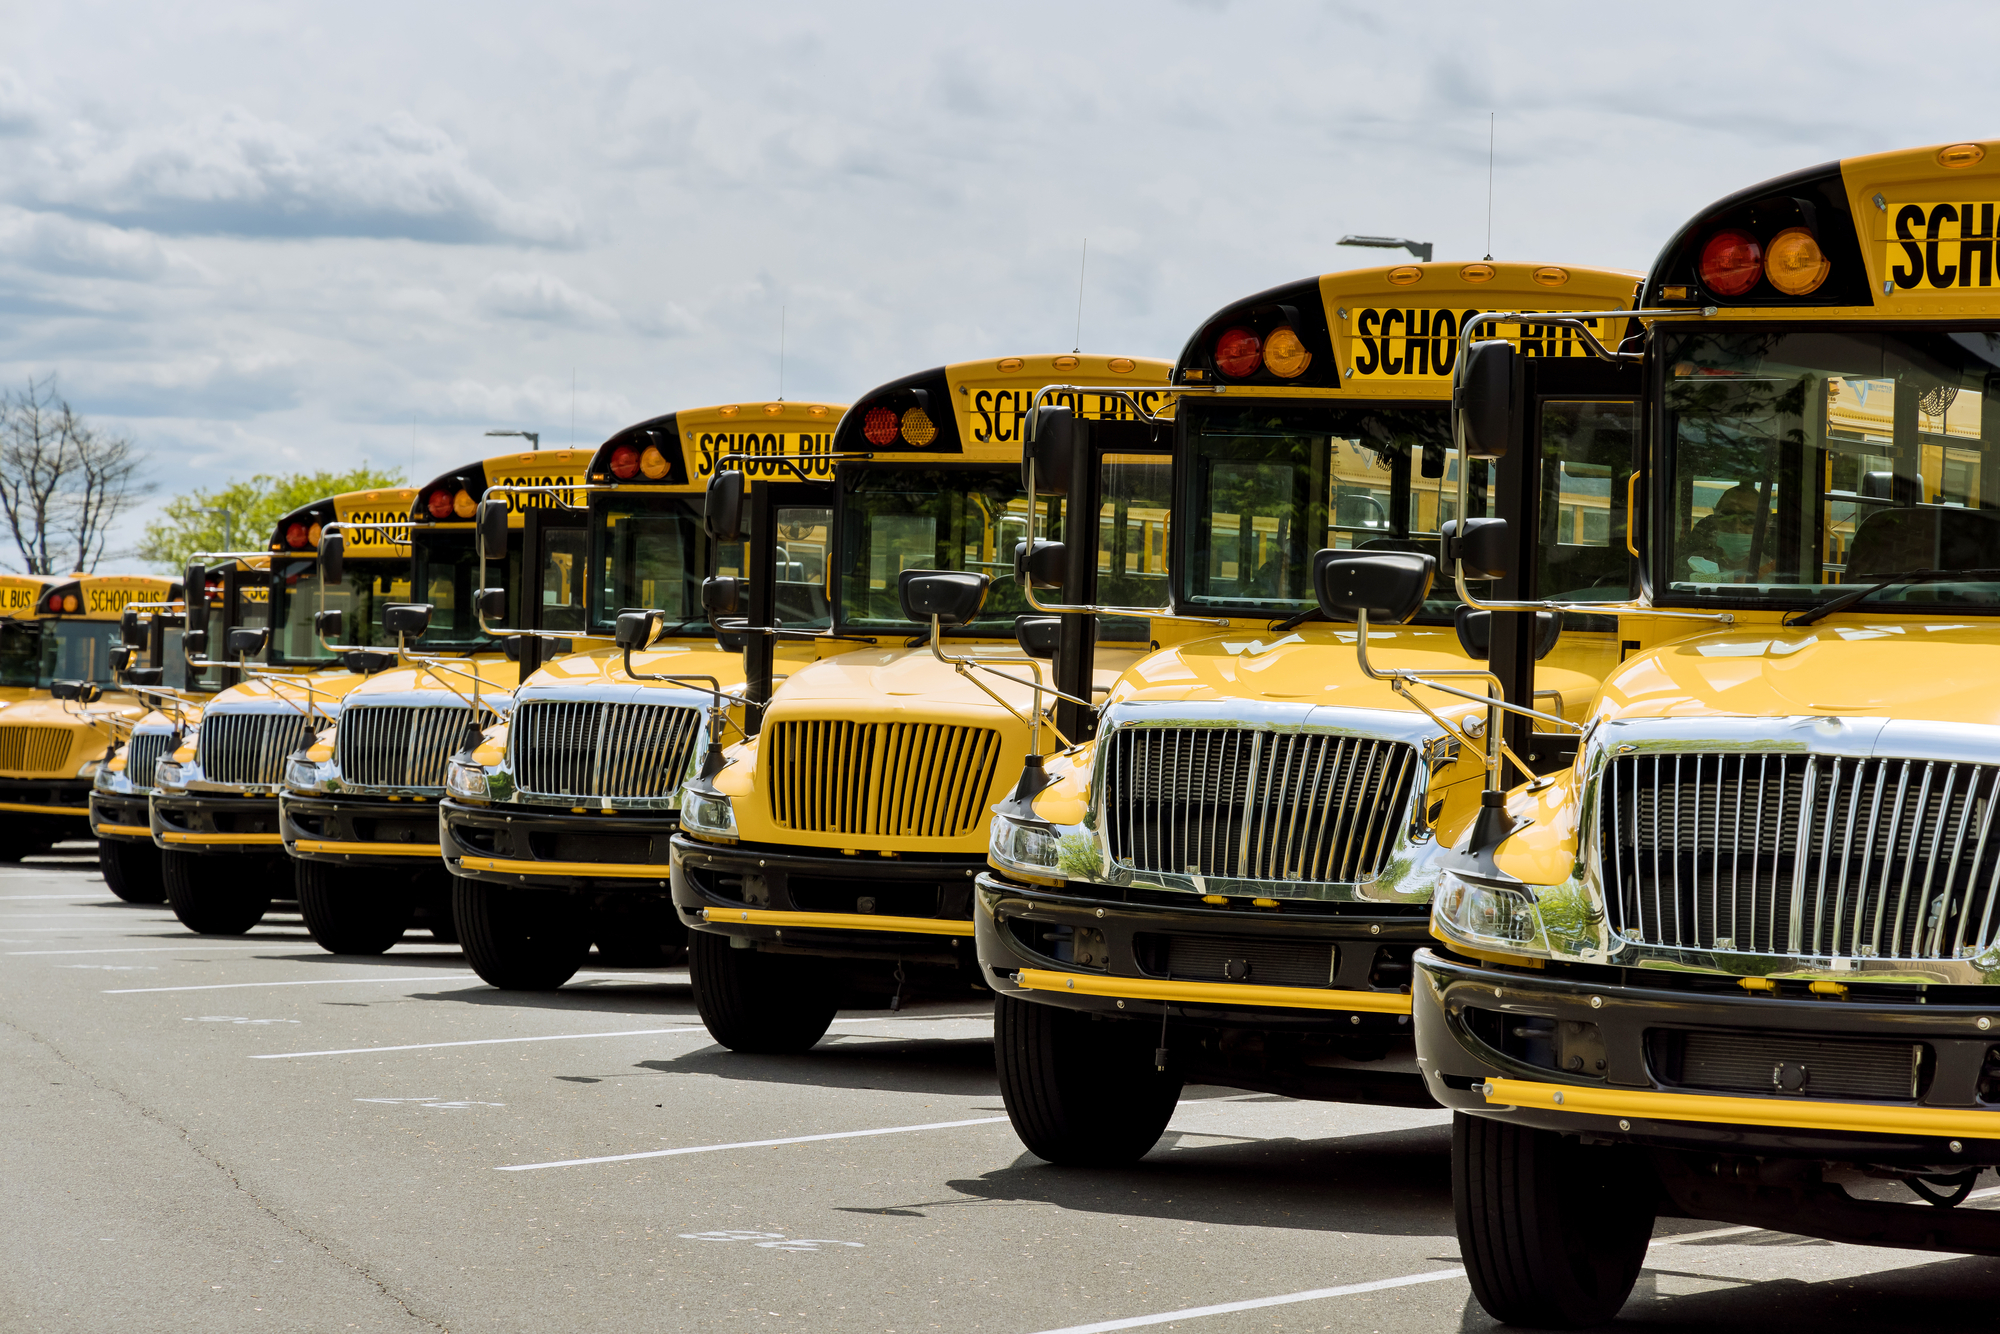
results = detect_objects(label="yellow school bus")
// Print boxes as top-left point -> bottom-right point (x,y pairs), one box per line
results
668,356 -> 1172,1051
437,405 -> 846,986
1353,141 -> 2000,1324
150,488 -> 416,935
279,450 -> 598,954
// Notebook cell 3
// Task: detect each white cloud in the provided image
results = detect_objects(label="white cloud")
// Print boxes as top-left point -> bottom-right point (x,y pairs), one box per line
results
0,207 -> 203,280
475,270 -> 619,326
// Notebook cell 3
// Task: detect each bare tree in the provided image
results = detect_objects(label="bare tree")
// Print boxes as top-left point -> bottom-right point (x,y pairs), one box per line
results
0,376 -> 151,574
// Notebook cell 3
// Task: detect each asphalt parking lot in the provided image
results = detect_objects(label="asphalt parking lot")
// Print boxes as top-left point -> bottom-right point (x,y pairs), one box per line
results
5,853 -> 1999,1332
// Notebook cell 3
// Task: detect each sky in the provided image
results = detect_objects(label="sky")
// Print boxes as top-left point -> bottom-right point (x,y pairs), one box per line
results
3,0 -> 1997,569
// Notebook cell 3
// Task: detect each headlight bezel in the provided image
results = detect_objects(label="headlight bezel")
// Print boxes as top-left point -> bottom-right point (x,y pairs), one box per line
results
1434,868 -> 1548,955
679,785 -> 737,842
445,759 -> 491,802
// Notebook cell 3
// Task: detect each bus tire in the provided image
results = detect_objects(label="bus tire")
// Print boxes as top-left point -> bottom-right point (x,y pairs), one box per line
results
162,850 -> 272,936
296,860 -> 412,955
1454,1112 -> 1655,1328
100,840 -> 168,904
452,875 -> 589,989
687,930 -> 836,1053
994,993 -> 1181,1166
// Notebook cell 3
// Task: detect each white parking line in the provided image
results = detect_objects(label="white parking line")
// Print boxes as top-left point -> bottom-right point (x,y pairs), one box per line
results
252,1026 -> 708,1059
11,944 -> 290,956
498,1115 -> 1012,1171
1023,1269 -> 1467,1334
0,894 -> 134,900
106,973 -> 476,994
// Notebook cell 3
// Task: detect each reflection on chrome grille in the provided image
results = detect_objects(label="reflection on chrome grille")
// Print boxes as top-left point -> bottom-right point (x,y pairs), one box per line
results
196,712 -> 318,787
337,705 -> 498,789
0,726 -> 73,774
510,701 -> 702,800
126,732 -> 174,790
1600,752 -> 2000,960
1104,728 -> 1416,883
766,720 -> 1003,838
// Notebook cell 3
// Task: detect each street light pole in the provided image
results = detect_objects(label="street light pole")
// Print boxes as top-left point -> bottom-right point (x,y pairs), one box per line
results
1338,234 -> 1434,263
485,429 -> 540,452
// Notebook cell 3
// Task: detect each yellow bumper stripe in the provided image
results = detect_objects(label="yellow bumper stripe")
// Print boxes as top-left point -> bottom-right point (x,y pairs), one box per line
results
92,822 -> 153,838
160,831 -> 284,846
702,907 -> 968,937
0,801 -> 90,816
1484,1077 -> 2000,1140
1014,967 -> 1413,1014
460,855 -> 667,880
294,839 -> 441,858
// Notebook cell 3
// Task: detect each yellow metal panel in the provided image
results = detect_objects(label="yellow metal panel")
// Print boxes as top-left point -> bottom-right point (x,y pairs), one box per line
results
1014,967 -> 1413,1014
91,822 -> 153,837
1485,1077 -> 2000,1140
160,831 -> 285,846
458,856 -> 667,880
293,839 -> 442,858
702,907 -> 967,937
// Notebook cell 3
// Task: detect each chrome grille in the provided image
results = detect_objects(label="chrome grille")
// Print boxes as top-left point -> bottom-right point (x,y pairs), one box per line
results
765,720 -> 1003,839
336,705 -> 498,789
126,732 -> 174,790
1599,752 -> 2000,960
195,712 -> 318,787
0,726 -> 73,774
1103,728 -> 1417,883
509,701 -> 702,800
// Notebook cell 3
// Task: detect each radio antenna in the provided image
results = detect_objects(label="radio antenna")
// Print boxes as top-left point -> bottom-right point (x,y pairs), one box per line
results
1484,112 -> 1495,262
778,306 -> 786,400
1073,239 -> 1087,353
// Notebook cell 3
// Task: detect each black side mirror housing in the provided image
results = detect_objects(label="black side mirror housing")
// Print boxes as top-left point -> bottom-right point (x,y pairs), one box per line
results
110,647 -> 131,673
475,499 -> 510,562
704,469 -> 746,542
183,563 -> 210,633
120,609 -> 146,647
125,667 -> 162,687
318,531 -> 345,587
51,679 -> 80,701
383,604 -> 433,639
1023,405 -> 1075,496
701,577 -> 745,618
1454,605 -> 1562,661
1312,549 -> 1436,625
314,609 -> 343,639
1015,616 -> 1060,660
227,627 -> 269,658
898,570 -> 991,628
475,588 -> 506,621
614,610 -> 657,650
343,650 -> 396,675
1013,540 -> 1067,590
183,630 -> 208,658
1442,517 -> 1511,581
1454,338 -> 1516,460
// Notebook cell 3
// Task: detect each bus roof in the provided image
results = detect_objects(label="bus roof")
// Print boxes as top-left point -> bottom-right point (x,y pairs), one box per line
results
1173,262 -> 1639,400
829,355 -> 1174,465
39,574 -> 179,621
410,450 -> 593,530
269,487 -> 419,561
585,403 -> 849,492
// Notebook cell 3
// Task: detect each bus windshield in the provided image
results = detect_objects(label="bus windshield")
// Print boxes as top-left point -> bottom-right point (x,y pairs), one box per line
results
40,620 -> 120,684
838,467 -> 1056,635
1662,327 -> 2000,610
0,621 -> 39,687
411,530 -> 521,650
269,558 -> 411,663
593,495 -> 740,636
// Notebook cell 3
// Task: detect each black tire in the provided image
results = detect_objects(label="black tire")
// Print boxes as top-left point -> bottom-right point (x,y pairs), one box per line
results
296,860 -> 413,955
452,875 -> 590,989
162,850 -> 273,936
1454,1112 -> 1656,1328
994,993 -> 1182,1166
688,930 -> 838,1053
100,840 -> 168,904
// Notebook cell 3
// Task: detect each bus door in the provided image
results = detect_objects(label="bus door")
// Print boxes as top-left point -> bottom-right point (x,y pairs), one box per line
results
520,507 -> 589,678
744,479 -> 835,728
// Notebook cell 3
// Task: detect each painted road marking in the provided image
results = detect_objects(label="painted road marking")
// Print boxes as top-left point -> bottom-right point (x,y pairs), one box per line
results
12,944 -> 289,955
1024,1269 -> 1467,1334
497,1116 -> 1012,1172
105,973 -> 476,994
252,1027 -> 708,1059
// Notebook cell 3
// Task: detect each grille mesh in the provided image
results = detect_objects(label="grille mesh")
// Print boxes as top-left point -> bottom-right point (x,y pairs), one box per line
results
0,726 -> 73,774
125,732 -> 174,790
1600,752 -> 2000,960
336,705 -> 498,789
1103,728 -> 1416,883
765,719 -> 1003,839
195,712 -> 318,787
509,700 -> 702,800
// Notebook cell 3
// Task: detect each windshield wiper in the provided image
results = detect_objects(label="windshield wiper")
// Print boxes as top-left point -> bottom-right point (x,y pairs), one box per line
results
1269,607 -> 1328,633
1785,567 -> 2000,627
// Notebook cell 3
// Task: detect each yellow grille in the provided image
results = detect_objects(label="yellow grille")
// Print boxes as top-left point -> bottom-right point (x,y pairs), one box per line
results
767,720 -> 1004,839
0,726 -> 73,775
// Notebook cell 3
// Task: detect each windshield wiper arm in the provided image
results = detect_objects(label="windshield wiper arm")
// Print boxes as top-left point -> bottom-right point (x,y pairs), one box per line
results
1270,607 -> 1328,633
1785,567 -> 2000,627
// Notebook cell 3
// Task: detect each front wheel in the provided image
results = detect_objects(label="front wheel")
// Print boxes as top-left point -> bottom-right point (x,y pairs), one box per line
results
100,840 -> 168,904
296,860 -> 413,955
688,931 -> 837,1053
162,850 -> 273,935
452,876 -> 590,989
1453,1112 -> 1656,1328
994,993 -> 1182,1166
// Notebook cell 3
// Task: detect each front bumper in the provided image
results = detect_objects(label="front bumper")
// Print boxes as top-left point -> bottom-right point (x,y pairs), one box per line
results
0,776 -> 93,821
975,870 -> 1430,1105
90,791 -> 155,843
281,792 -> 448,867
1414,947 -> 2000,1166
149,791 -> 284,854
671,835 -> 979,967
440,798 -> 675,894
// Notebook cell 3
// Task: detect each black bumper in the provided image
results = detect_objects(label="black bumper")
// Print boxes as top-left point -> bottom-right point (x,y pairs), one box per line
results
281,792 -> 448,869
90,791 -> 154,843
149,791 -> 285,855
670,834 -> 978,967
1414,947 -> 2000,1167
439,797 -> 676,895
974,870 -> 1431,1105
0,776 -> 93,820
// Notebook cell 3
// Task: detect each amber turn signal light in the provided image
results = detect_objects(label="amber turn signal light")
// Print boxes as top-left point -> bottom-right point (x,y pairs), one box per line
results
1764,227 -> 1830,296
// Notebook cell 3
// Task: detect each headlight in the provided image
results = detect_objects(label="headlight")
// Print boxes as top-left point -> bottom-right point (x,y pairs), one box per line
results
78,760 -> 102,779
1435,870 -> 1542,949
155,760 -> 186,790
989,810 -> 1099,883
286,756 -> 323,794
93,763 -> 124,793
446,759 -> 490,802
680,786 -> 737,840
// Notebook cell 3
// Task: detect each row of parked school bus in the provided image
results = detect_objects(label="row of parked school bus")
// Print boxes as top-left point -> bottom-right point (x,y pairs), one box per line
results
10,140 -> 1998,1323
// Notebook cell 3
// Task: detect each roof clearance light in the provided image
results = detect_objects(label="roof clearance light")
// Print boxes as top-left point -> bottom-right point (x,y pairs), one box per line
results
1531,266 -> 1570,287
900,407 -> 937,446
1939,143 -> 1986,169
1764,227 -> 1830,296
286,522 -> 309,549
639,446 -> 670,480
1214,327 -> 1262,378
1699,229 -> 1763,297
1262,327 -> 1312,378
453,489 -> 477,519
608,445 -> 640,479
862,406 -> 900,445
1459,264 -> 1496,283
426,490 -> 455,519
1108,357 -> 1135,373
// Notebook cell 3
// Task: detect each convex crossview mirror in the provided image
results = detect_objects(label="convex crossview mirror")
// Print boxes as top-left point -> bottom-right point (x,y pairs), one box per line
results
1013,539 -> 1067,590
1441,517 -> 1511,581
383,604 -> 433,639
314,609 -> 343,639
701,577 -> 745,618
125,668 -> 162,686
227,628 -> 269,658
475,499 -> 509,562
1454,338 -> 1515,459
109,647 -> 131,674
704,470 -> 745,543
183,562 -> 210,634
344,650 -> 395,674
1022,404 -> 1075,496
317,531 -> 345,586
1454,605 -> 1562,661
51,679 -> 102,704
898,570 -> 990,628
613,610 -> 657,650
1015,616 -> 1060,660
1312,549 -> 1436,625
475,588 -> 506,621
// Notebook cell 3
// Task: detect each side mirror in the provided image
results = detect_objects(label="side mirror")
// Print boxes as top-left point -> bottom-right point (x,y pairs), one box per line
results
383,604 -> 433,639
898,570 -> 991,628
183,563 -> 210,633
1454,605 -> 1562,661
1023,405 -> 1075,496
125,667 -> 162,687
51,679 -> 80,701
183,630 -> 208,658
704,469 -> 746,542
318,531 -> 345,586
475,588 -> 507,621
614,610 -> 657,650
476,499 -> 510,562
1442,517 -> 1511,581
110,647 -> 131,673
227,627 -> 269,659
1312,549 -> 1435,625
1012,540 -> 1067,590
1015,616 -> 1060,660
343,649 -> 396,675
314,608 -> 343,639
1420,442 -> 1446,479
120,609 -> 146,647
701,576 -> 745,618
1453,339 -> 1516,460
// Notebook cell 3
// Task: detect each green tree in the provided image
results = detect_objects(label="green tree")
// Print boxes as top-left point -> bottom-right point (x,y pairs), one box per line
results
137,465 -> 404,572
